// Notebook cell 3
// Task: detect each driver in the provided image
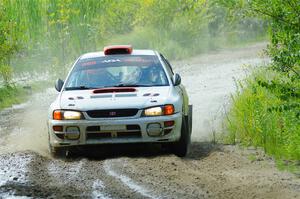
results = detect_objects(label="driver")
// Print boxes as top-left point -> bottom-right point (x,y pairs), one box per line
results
140,65 -> 162,85
85,68 -> 114,87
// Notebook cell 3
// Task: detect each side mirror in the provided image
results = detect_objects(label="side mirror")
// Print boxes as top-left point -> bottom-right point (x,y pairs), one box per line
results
173,73 -> 181,86
55,79 -> 64,92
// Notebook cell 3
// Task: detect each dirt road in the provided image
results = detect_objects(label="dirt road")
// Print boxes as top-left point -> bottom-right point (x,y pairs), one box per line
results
0,43 -> 299,199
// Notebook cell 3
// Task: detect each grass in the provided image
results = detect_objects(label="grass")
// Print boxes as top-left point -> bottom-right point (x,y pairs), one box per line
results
225,66 -> 300,173
0,80 -> 51,111
0,86 -> 28,110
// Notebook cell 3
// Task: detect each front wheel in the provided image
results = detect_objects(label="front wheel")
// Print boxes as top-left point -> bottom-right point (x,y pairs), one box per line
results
48,136 -> 66,158
172,117 -> 191,157
171,105 -> 192,157
49,144 -> 67,157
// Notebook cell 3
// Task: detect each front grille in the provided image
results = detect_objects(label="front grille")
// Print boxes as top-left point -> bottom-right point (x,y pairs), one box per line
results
86,109 -> 139,118
117,131 -> 141,138
126,125 -> 140,130
86,133 -> 112,139
86,125 -> 140,132
86,131 -> 142,139
86,126 -> 100,132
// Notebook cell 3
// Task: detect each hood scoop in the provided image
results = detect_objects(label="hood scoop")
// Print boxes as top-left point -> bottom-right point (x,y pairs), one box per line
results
91,94 -> 113,99
93,87 -> 137,94
115,93 -> 137,97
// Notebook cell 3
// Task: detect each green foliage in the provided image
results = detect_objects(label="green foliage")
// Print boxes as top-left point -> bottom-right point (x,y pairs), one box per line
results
227,69 -> 300,161
0,0 -> 267,75
0,86 -> 27,110
0,64 -> 13,85
223,0 -> 300,167
0,1 -> 20,86
221,0 -> 300,75
0,1 -> 20,63
248,0 -> 300,74
0,80 -> 51,110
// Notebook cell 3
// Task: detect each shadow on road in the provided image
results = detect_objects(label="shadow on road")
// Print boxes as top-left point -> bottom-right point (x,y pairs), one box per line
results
187,142 -> 221,160
63,141 -> 221,161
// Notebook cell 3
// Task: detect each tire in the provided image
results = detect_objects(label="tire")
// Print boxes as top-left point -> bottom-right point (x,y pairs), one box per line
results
188,105 -> 193,134
171,105 -> 192,157
172,116 -> 191,157
48,138 -> 66,158
49,144 -> 67,157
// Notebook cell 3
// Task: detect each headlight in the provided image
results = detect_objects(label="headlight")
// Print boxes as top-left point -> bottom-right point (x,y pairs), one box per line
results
144,107 -> 163,116
143,105 -> 175,116
64,111 -> 82,120
53,110 -> 84,120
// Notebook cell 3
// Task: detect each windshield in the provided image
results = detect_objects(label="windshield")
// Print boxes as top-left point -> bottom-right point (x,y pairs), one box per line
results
64,55 -> 169,90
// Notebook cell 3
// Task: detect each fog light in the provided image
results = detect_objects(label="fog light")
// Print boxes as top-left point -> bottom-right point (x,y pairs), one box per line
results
147,123 -> 162,137
65,126 -> 80,140
164,121 -> 175,127
53,125 -> 63,132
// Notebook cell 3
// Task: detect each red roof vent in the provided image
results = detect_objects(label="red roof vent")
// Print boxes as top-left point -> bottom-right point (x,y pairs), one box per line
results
104,45 -> 133,55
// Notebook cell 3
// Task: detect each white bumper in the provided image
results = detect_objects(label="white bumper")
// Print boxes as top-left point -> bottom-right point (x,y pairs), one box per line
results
48,113 -> 182,147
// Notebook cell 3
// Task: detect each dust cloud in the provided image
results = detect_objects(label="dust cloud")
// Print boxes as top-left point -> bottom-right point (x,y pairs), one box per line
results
0,88 -> 56,156
173,43 -> 269,141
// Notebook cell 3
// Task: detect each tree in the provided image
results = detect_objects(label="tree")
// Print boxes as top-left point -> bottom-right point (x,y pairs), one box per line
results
219,0 -> 300,76
0,1 -> 20,85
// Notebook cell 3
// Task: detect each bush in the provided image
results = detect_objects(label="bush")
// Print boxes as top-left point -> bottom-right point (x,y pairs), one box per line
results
0,86 -> 27,110
227,68 -> 300,161
0,64 -> 13,86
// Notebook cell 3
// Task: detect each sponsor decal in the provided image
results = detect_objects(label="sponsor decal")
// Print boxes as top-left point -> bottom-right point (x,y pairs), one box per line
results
101,59 -> 121,63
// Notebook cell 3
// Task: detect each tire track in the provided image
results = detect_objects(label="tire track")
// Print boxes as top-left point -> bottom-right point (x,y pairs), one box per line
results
103,159 -> 158,199
0,153 -> 32,198
92,179 -> 112,199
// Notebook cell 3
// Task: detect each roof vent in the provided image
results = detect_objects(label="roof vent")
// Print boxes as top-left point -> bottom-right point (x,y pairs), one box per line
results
104,45 -> 133,55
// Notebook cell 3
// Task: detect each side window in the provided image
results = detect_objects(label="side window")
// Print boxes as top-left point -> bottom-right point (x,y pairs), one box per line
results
160,54 -> 174,78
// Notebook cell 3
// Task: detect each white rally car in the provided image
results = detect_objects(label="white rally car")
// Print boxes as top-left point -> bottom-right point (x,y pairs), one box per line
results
48,45 -> 192,157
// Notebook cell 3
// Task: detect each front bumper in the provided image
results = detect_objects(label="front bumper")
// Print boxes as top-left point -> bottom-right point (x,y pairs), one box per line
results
48,113 -> 182,147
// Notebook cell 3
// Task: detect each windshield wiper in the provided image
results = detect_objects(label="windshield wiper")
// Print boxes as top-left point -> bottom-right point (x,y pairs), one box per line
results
114,83 -> 153,87
65,86 -> 97,91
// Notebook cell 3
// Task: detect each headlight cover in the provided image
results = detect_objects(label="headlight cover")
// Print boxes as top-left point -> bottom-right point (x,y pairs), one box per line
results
53,110 -> 84,120
144,107 -> 163,116
143,105 -> 175,116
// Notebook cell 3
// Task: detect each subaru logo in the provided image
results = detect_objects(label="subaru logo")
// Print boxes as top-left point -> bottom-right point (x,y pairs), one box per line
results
109,111 -> 117,116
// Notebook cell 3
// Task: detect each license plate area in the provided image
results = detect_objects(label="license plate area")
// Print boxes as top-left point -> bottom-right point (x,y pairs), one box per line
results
101,125 -> 126,131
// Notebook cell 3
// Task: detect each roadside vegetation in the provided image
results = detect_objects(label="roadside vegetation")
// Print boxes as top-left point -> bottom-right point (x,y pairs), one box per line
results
224,0 -> 300,171
0,86 -> 27,109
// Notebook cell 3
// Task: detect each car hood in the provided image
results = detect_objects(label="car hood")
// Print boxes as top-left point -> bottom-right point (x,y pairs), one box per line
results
59,86 -> 172,111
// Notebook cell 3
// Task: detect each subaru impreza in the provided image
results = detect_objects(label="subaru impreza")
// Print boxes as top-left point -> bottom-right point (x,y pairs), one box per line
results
48,45 -> 192,157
